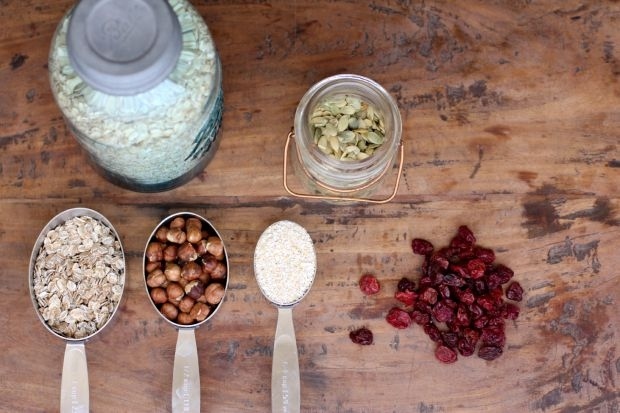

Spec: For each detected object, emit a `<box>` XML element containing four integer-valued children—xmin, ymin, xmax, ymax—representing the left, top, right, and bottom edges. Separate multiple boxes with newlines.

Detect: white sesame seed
<box><xmin>254</xmin><ymin>221</ymin><xmax>316</xmax><ymax>306</ymax></box>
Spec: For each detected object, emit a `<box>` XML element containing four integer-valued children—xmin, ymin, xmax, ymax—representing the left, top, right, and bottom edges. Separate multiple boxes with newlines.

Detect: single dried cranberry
<box><xmin>468</xmin><ymin>303</ymin><xmax>484</xmax><ymax>319</ymax></box>
<box><xmin>349</xmin><ymin>327</ymin><xmax>373</xmax><ymax>345</ymax></box>
<box><xmin>438</xmin><ymin>284</ymin><xmax>451</xmax><ymax>299</ymax></box>
<box><xmin>418</xmin><ymin>276</ymin><xmax>433</xmax><ymax>288</ymax></box>
<box><xmin>359</xmin><ymin>274</ymin><xmax>380</xmax><ymax>295</ymax></box>
<box><xmin>386</xmin><ymin>307</ymin><xmax>412</xmax><ymax>329</ymax></box>
<box><xmin>397</xmin><ymin>277</ymin><xmax>416</xmax><ymax>292</ymax></box>
<box><xmin>420</xmin><ymin>287</ymin><xmax>438</xmax><ymax>304</ymax></box>
<box><xmin>467</xmin><ymin>259</ymin><xmax>486</xmax><ymax>279</ymax></box>
<box><xmin>441</xmin><ymin>331</ymin><xmax>459</xmax><ymax>349</ymax></box>
<box><xmin>462</xmin><ymin>327</ymin><xmax>480</xmax><ymax>345</ymax></box>
<box><xmin>457</xmin><ymin>225</ymin><xmax>476</xmax><ymax>245</ymax></box>
<box><xmin>410</xmin><ymin>310</ymin><xmax>430</xmax><ymax>325</ymax></box>
<box><xmin>487</xmin><ymin>317</ymin><xmax>505</xmax><ymax>327</ymax></box>
<box><xmin>486</xmin><ymin>272</ymin><xmax>502</xmax><ymax>290</ymax></box>
<box><xmin>450</xmin><ymin>264</ymin><xmax>470</xmax><ymax>278</ymax></box>
<box><xmin>432</xmin><ymin>301</ymin><xmax>454</xmax><ymax>323</ymax></box>
<box><xmin>477</xmin><ymin>296</ymin><xmax>496</xmax><ymax>312</ymax></box>
<box><xmin>442</xmin><ymin>273</ymin><xmax>465</xmax><ymax>287</ymax></box>
<box><xmin>478</xmin><ymin>345</ymin><xmax>503</xmax><ymax>361</ymax></box>
<box><xmin>435</xmin><ymin>344</ymin><xmax>458</xmax><ymax>363</ymax></box>
<box><xmin>474</xmin><ymin>246</ymin><xmax>495</xmax><ymax>263</ymax></box>
<box><xmin>450</xmin><ymin>235</ymin><xmax>472</xmax><ymax>252</ymax></box>
<box><xmin>423</xmin><ymin>323</ymin><xmax>442</xmax><ymax>342</ymax></box>
<box><xmin>457</xmin><ymin>338</ymin><xmax>475</xmax><ymax>356</ymax></box>
<box><xmin>495</xmin><ymin>264</ymin><xmax>514</xmax><ymax>284</ymax></box>
<box><xmin>431</xmin><ymin>252</ymin><xmax>450</xmax><ymax>270</ymax></box>
<box><xmin>414</xmin><ymin>300</ymin><xmax>432</xmax><ymax>314</ymax></box>
<box><xmin>506</xmin><ymin>281</ymin><xmax>524</xmax><ymax>302</ymax></box>
<box><xmin>473</xmin><ymin>279</ymin><xmax>488</xmax><ymax>295</ymax></box>
<box><xmin>456</xmin><ymin>289</ymin><xmax>475</xmax><ymax>305</ymax></box>
<box><xmin>395</xmin><ymin>290</ymin><xmax>417</xmax><ymax>306</ymax></box>
<box><xmin>412</xmin><ymin>238</ymin><xmax>434</xmax><ymax>255</ymax></box>
<box><xmin>502</xmin><ymin>302</ymin><xmax>520</xmax><ymax>320</ymax></box>
<box><xmin>455</xmin><ymin>305</ymin><xmax>470</xmax><ymax>326</ymax></box>
<box><xmin>481</xmin><ymin>326</ymin><xmax>506</xmax><ymax>347</ymax></box>
<box><xmin>489</xmin><ymin>287</ymin><xmax>504</xmax><ymax>301</ymax></box>
<box><xmin>473</xmin><ymin>315</ymin><xmax>489</xmax><ymax>329</ymax></box>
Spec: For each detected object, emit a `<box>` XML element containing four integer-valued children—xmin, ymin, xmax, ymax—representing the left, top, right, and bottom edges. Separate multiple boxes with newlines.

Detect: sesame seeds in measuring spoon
<box><xmin>254</xmin><ymin>220</ymin><xmax>317</xmax><ymax>306</ymax></box>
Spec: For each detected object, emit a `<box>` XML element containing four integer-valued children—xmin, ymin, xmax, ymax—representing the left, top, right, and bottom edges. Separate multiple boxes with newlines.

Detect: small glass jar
<box><xmin>48</xmin><ymin>0</ymin><xmax>223</xmax><ymax>192</ymax></box>
<box><xmin>288</xmin><ymin>74</ymin><xmax>403</xmax><ymax>203</ymax></box>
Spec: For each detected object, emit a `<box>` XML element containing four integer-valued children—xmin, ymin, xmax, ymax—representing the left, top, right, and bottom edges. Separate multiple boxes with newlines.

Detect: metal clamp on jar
<box><xmin>284</xmin><ymin>74</ymin><xmax>404</xmax><ymax>204</ymax></box>
<box><xmin>49</xmin><ymin>0</ymin><xmax>223</xmax><ymax>192</ymax></box>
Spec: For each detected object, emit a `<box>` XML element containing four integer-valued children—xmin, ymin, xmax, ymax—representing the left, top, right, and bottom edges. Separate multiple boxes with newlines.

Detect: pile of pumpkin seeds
<box><xmin>310</xmin><ymin>95</ymin><xmax>385</xmax><ymax>161</ymax></box>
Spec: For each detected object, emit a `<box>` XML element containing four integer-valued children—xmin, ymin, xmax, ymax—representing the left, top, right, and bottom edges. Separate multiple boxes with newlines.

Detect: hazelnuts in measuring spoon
<box><xmin>144</xmin><ymin>214</ymin><xmax>228</xmax><ymax>326</ymax></box>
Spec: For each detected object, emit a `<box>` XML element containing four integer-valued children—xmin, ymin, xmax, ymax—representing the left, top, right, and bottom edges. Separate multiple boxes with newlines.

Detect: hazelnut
<box><xmin>210</xmin><ymin>262</ymin><xmax>227</xmax><ymax>280</ymax></box>
<box><xmin>196</xmin><ymin>239</ymin><xmax>209</xmax><ymax>255</ymax></box>
<box><xmin>163</xmin><ymin>245</ymin><xmax>178</xmax><ymax>262</ymax></box>
<box><xmin>181</xmin><ymin>261</ymin><xmax>202</xmax><ymax>281</ymax></box>
<box><xmin>201</xmin><ymin>254</ymin><xmax>218</xmax><ymax>274</ymax></box>
<box><xmin>178</xmin><ymin>278</ymin><xmax>188</xmax><ymax>288</ymax></box>
<box><xmin>198</xmin><ymin>270</ymin><xmax>210</xmax><ymax>285</ymax></box>
<box><xmin>150</xmin><ymin>287</ymin><xmax>167</xmax><ymax>304</ymax></box>
<box><xmin>177</xmin><ymin>242</ymin><xmax>198</xmax><ymax>262</ymax></box>
<box><xmin>186</xmin><ymin>217</ymin><xmax>202</xmax><ymax>231</ymax></box>
<box><xmin>146</xmin><ymin>242</ymin><xmax>164</xmax><ymax>262</ymax></box>
<box><xmin>146</xmin><ymin>269</ymin><xmax>166</xmax><ymax>288</ymax></box>
<box><xmin>170</xmin><ymin>217</ymin><xmax>186</xmax><ymax>229</ymax></box>
<box><xmin>186</xmin><ymin>227</ymin><xmax>202</xmax><ymax>244</ymax></box>
<box><xmin>206</xmin><ymin>236</ymin><xmax>224</xmax><ymax>257</ymax></box>
<box><xmin>164</xmin><ymin>262</ymin><xmax>181</xmax><ymax>282</ymax></box>
<box><xmin>184</xmin><ymin>280</ymin><xmax>205</xmax><ymax>300</ymax></box>
<box><xmin>177</xmin><ymin>312</ymin><xmax>195</xmax><ymax>325</ymax></box>
<box><xmin>166</xmin><ymin>282</ymin><xmax>184</xmax><ymax>304</ymax></box>
<box><xmin>155</xmin><ymin>226</ymin><xmax>169</xmax><ymax>242</ymax></box>
<box><xmin>160</xmin><ymin>302</ymin><xmax>178</xmax><ymax>321</ymax></box>
<box><xmin>190</xmin><ymin>302</ymin><xmax>210</xmax><ymax>322</ymax></box>
<box><xmin>166</xmin><ymin>228</ymin><xmax>187</xmax><ymax>244</ymax></box>
<box><xmin>179</xmin><ymin>295</ymin><xmax>195</xmax><ymax>313</ymax></box>
<box><xmin>204</xmin><ymin>283</ymin><xmax>225</xmax><ymax>305</ymax></box>
<box><xmin>145</xmin><ymin>261</ymin><xmax>161</xmax><ymax>273</ymax></box>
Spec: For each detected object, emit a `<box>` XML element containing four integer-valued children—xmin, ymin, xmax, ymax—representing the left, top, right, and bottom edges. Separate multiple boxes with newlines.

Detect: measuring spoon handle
<box><xmin>61</xmin><ymin>342</ymin><xmax>89</xmax><ymax>413</ymax></box>
<box><xmin>172</xmin><ymin>328</ymin><xmax>200</xmax><ymax>413</ymax></box>
<box><xmin>272</xmin><ymin>307</ymin><xmax>300</xmax><ymax>413</ymax></box>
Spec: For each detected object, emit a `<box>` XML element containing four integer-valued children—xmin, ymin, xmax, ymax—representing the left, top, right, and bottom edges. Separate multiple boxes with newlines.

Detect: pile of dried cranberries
<box><xmin>384</xmin><ymin>225</ymin><xmax>523</xmax><ymax>363</ymax></box>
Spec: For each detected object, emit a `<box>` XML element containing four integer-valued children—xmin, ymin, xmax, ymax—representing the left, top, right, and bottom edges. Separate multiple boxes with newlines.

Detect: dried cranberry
<box><xmin>438</xmin><ymin>284</ymin><xmax>451</xmax><ymax>299</ymax></box>
<box><xmin>467</xmin><ymin>259</ymin><xmax>486</xmax><ymax>279</ymax></box>
<box><xmin>418</xmin><ymin>276</ymin><xmax>433</xmax><ymax>288</ymax></box>
<box><xmin>435</xmin><ymin>344</ymin><xmax>458</xmax><ymax>363</ymax></box>
<box><xmin>419</xmin><ymin>287</ymin><xmax>438</xmax><ymax>304</ymax></box>
<box><xmin>457</xmin><ymin>225</ymin><xmax>476</xmax><ymax>245</ymax></box>
<box><xmin>486</xmin><ymin>272</ymin><xmax>502</xmax><ymax>290</ymax></box>
<box><xmin>423</xmin><ymin>323</ymin><xmax>442</xmax><ymax>342</ymax></box>
<box><xmin>481</xmin><ymin>326</ymin><xmax>506</xmax><ymax>347</ymax></box>
<box><xmin>478</xmin><ymin>345</ymin><xmax>503</xmax><ymax>361</ymax></box>
<box><xmin>468</xmin><ymin>303</ymin><xmax>484</xmax><ymax>319</ymax></box>
<box><xmin>473</xmin><ymin>278</ymin><xmax>488</xmax><ymax>295</ymax></box>
<box><xmin>505</xmin><ymin>281</ymin><xmax>524</xmax><ymax>302</ymax></box>
<box><xmin>495</xmin><ymin>264</ymin><xmax>514</xmax><ymax>284</ymax></box>
<box><xmin>455</xmin><ymin>305</ymin><xmax>470</xmax><ymax>326</ymax></box>
<box><xmin>457</xmin><ymin>338</ymin><xmax>475</xmax><ymax>356</ymax></box>
<box><xmin>432</xmin><ymin>301</ymin><xmax>454</xmax><ymax>323</ymax></box>
<box><xmin>410</xmin><ymin>310</ymin><xmax>430</xmax><ymax>325</ymax></box>
<box><xmin>456</xmin><ymin>289</ymin><xmax>475</xmax><ymax>305</ymax></box>
<box><xmin>359</xmin><ymin>274</ymin><xmax>380</xmax><ymax>295</ymax></box>
<box><xmin>397</xmin><ymin>277</ymin><xmax>416</xmax><ymax>292</ymax></box>
<box><xmin>477</xmin><ymin>296</ymin><xmax>496</xmax><ymax>312</ymax></box>
<box><xmin>386</xmin><ymin>307</ymin><xmax>412</xmax><ymax>329</ymax></box>
<box><xmin>441</xmin><ymin>331</ymin><xmax>459</xmax><ymax>348</ymax></box>
<box><xmin>442</xmin><ymin>273</ymin><xmax>465</xmax><ymax>287</ymax></box>
<box><xmin>395</xmin><ymin>290</ymin><xmax>417</xmax><ymax>306</ymax></box>
<box><xmin>450</xmin><ymin>264</ymin><xmax>470</xmax><ymax>278</ymax></box>
<box><xmin>412</xmin><ymin>238</ymin><xmax>434</xmax><ymax>255</ymax></box>
<box><xmin>502</xmin><ymin>302</ymin><xmax>520</xmax><ymax>320</ymax></box>
<box><xmin>473</xmin><ymin>315</ymin><xmax>489</xmax><ymax>329</ymax></box>
<box><xmin>349</xmin><ymin>327</ymin><xmax>373</xmax><ymax>345</ymax></box>
<box><xmin>474</xmin><ymin>246</ymin><xmax>495</xmax><ymax>263</ymax></box>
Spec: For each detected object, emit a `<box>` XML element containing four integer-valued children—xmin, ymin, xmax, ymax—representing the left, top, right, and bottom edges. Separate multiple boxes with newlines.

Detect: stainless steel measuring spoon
<box><xmin>254</xmin><ymin>220</ymin><xmax>317</xmax><ymax>413</ymax></box>
<box><xmin>143</xmin><ymin>212</ymin><xmax>229</xmax><ymax>413</ymax></box>
<box><xmin>29</xmin><ymin>208</ymin><xmax>126</xmax><ymax>413</ymax></box>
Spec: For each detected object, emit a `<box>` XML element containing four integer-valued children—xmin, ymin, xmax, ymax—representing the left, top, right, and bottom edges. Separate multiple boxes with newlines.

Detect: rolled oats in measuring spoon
<box><xmin>254</xmin><ymin>220</ymin><xmax>317</xmax><ymax>413</ymax></box>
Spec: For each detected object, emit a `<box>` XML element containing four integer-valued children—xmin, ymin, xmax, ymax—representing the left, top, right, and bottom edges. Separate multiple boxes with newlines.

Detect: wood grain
<box><xmin>0</xmin><ymin>1</ymin><xmax>618</xmax><ymax>412</ymax></box>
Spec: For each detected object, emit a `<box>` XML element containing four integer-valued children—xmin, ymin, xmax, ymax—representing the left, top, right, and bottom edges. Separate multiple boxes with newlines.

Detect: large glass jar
<box><xmin>49</xmin><ymin>0</ymin><xmax>223</xmax><ymax>192</ymax></box>
<box><xmin>287</xmin><ymin>74</ymin><xmax>403</xmax><ymax>203</ymax></box>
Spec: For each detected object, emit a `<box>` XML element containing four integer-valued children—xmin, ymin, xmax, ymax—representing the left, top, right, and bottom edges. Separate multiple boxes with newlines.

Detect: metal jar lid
<box><xmin>66</xmin><ymin>0</ymin><xmax>182</xmax><ymax>96</ymax></box>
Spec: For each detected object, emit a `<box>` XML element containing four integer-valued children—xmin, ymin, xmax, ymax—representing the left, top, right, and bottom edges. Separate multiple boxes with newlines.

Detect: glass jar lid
<box><xmin>66</xmin><ymin>0</ymin><xmax>182</xmax><ymax>96</ymax></box>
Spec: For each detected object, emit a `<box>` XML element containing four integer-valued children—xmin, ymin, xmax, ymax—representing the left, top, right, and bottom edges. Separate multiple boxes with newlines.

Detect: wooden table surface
<box><xmin>1</xmin><ymin>1</ymin><xmax>619</xmax><ymax>412</ymax></box>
